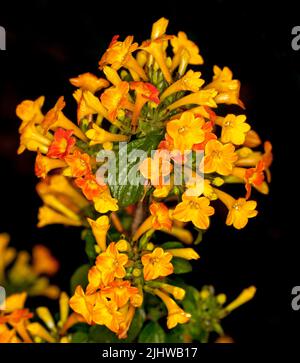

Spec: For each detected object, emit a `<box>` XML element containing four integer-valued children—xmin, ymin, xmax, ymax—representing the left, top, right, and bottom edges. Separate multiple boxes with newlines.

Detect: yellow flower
<box><xmin>16</xmin><ymin>96</ymin><xmax>45</xmax><ymax>132</ymax></box>
<box><xmin>159</xmin><ymin>283</ymin><xmax>186</xmax><ymax>300</ymax></box>
<box><xmin>166</xmin><ymin>248</ymin><xmax>200</xmax><ymax>260</ymax></box>
<box><xmin>86</xmin><ymin>266</ymin><xmax>103</xmax><ymax>294</ymax></box>
<box><xmin>204</xmin><ymin>140</ymin><xmax>238</xmax><ymax>175</ymax></box>
<box><xmin>160</xmin><ymin>70</ymin><xmax>204</xmax><ymax>101</ymax></box>
<box><xmin>205</xmin><ymin>65</ymin><xmax>244</xmax><ymax>107</ymax></box>
<box><xmin>69</xmin><ymin>286</ymin><xmax>96</xmax><ymax>324</ymax></box>
<box><xmin>101</xmin><ymin>280</ymin><xmax>141</xmax><ymax>308</ymax></box>
<box><xmin>37</xmin><ymin>206</ymin><xmax>82</xmax><ymax>228</ymax></box>
<box><xmin>151</xmin><ymin>17</ymin><xmax>169</xmax><ymax>40</ymax></box>
<box><xmin>243</xmin><ymin>129</ymin><xmax>262</xmax><ymax>148</ymax></box>
<box><xmin>17</xmin><ymin>120</ymin><xmax>52</xmax><ymax>155</ymax></box>
<box><xmin>141</xmin><ymin>247</ymin><xmax>173</xmax><ymax>281</ymax></box>
<box><xmin>171</xmin><ymin>31</ymin><xmax>204</xmax><ymax>74</ymax></box>
<box><xmin>35</xmin><ymin>151</ymin><xmax>67</xmax><ymax>178</ymax></box>
<box><xmin>99</xmin><ymin>35</ymin><xmax>147</xmax><ymax>81</ymax></box>
<box><xmin>93</xmin><ymin>188</ymin><xmax>119</xmax><ymax>214</ymax></box>
<box><xmin>224</xmin><ymin>286</ymin><xmax>256</xmax><ymax>312</ymax></box>
<box><xmin>96</xmin><ymin>242</ymin><xmax>128</xmax><ymax>285</ymax></box>
<box><xmin>172</xmin><ymin>195</ymin><xmax>214</xmax><ymax>230</ymax></box>
<box><xmin>92</xmin><ymin>294</ymin><xmax>122</xmax><ymax>333</ymax></box>
<box><xmin>69</xmin><ymin>72</ymin><xmax>109</xmax><ymax>93</ymax></box>
<box><xmin>219</xmin><ymin>114</ymin><xmax>250</xmax><ymax>145</ymax></box>
<box><xmin>214</xmin><ymin>188</ymin><xmax>258</xmax><ymax>229</ymax></box>
<box><xmin>153</xmin><ymin>289</ymin><xmax>191</xmax><ymax>329</ymax></box>
<box><xmin>87</xmin><ymin>215</ymin><xmax>110</xmax><ymax>251</ymax></box>
<box><xmin>103</xmin><ymin>66</ymin><xmax>122</xmax><ymax>86</ymax></box>
<box><xmin>167</xmin><ymin>89</ymin><xmax>217</xmax><ymax>111</ymax></box>
<box><xmin>0</xmin><ymin>233</ymin><xmax>16</xmax><ymax>282</ymax></box>
<box><xmin>86</xmin><ymin>123</ymin><xmax>128</xmax><ymax>145</ymax></box>
<box><xmin>166</xmin><ymin>111</ymin><xmax>206</xmax><ymax>152</ymax></box>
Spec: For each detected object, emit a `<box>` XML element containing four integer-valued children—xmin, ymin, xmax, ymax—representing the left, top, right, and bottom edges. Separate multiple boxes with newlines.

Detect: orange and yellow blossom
<box><xmin>85</xmin><ymin>123</ymin><xmax>129</xmax><ymax>145</ymax></box>
<box><xmin>64</xmin><ymin>150</ymin><xmax>91</xmax><ymax>178</ymax></box>
<box><xmin>166</xmin><ymin>111</ymin><xmax>206</xmax><ymax>153</ymax></box>
<box><xmin>172</xmin><ymin>195</ymin><xmax>215</xmax><ymax>230</ymax></box>
<box><xmin>204</xmin><ymin>139</ymin><xmax>238</xmax><ymax>175</ymax></box>
<box><xmin>69</xmin><ymin>72</ymin><xmax>109</xmax><ymax>93</ymax></box>
<box><xmin>213</xmin><ymin>188</ymin><xmax>258</xmax><ymax>229</ymax></box>
<box><xmin>93</xmin><ymin>188</ymin><xmax>119</xmax><ymax>214</ymax></box>
<box><xmin>92</xmin><ymin>294</ymin><xmax>123</xmax><ymax>333</ymax></box>
<box><xmin>100</xmin><ymin>81</ymin><xmax>134</xmax><ymax>121</ymax></box>
<box><xmin>87</xmin><ymin>215</ymin><xmax>110</xmax><ymax>252</ymax></box>
<box><xmin>160</xmin><ymin>70</ymin><xmax>204</xmax><ymax>101</ymax></box>
<box><xmin>101</xmin><ymin>281</ymin><xmax>142</xmax><ymax>308</ymax></box>
<box><xmin>132</xmin><ymin>201</ymin><xmax>172</xmax><ymax>241</ymax></box>
<box><xmin>35</xmin><ymin>151</ymin><xmax>67</xmax><ymax>178</ymax></box>
<box><xmin>69</xmin><ymin>286</ymin><xmax>96</xmax><ymax>325</ymax></box>
<box><xmin>46</xmin><ymin>128</ymin><xmax>76</xmax><ymax>159</ymax></box>
<box><xmin>224</xmin><ymin>286</ymin><xmax>256</xmax><ymax>313</ymax></box>
<box><xmin>99</xmin><ymin>35</ymin><xmax>147</xmax><ymax>81</ymax></box>
<box><xmin>32</xmin><ymin>245</ymin><xmax>59</xmax><ymax>276</ymax></box>
<box><xmin>18</xmin><ymin>120</ymin><xmax>52</xmax><ymax>155</ymax></box>
<box><xmin>41</xmin><ymin>96</ymin><xmax>88</xmax><ymax>141</ymax></box>
<box><xmin>153</xmin><ymin>289</ymin><xmax>191</xmax><ymax>329</ymax></box>
<box><xmin>130</xmin><ymin>82</ymin><xmax>160</xmax><ymax>130</ymax></box>
<box><xmin>166</xmin><ymin>248</ymin><xmax>200</xmax><ymax>260</ymax></box>
<box><xmin>141</xmin><ymin>247</ymin><xmax>173</xmax><ymax>281</ymax></box>
<box><xmin>205</xmin><ymin>65</ymin><xmax>244</xmax><ymax>108</ymax></box>
<box><xmin>75</xmin><ymin>173</ymin><xmax>107</xmax><ymax>201</ymax></box>
<box><xmin>37</xmin><ymin>205</ymin><xmax>82</xmax><ymax>227</ymax></box>
<box><xmin>167</xmin><ymin>89</ymin><xmax>217</xmax><ymax>112</ymax></box>
<box><xmin>170</xmin><ymin>31</ymin><xmax>204</xmax><ymax>75</ymax></box>
<box><xmin>95</xmin><ymin>242</ymin><xmax>128</xmax><ymax>285</ymax></box>
<box><xmin>16</xmin><ymin>96</ymin><xmax>45</xmax><ymax>133</ymax></box>
<box><xmin>218</xmin><ymin>114</ymin><xmax>250</xmax><ymax>145</ymax></box>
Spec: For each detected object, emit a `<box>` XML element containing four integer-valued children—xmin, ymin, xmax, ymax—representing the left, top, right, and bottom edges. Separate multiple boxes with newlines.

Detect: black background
<box><xmin>0</xmin><ymin>0</ymin><xmax>299</xmax><ymax>344</ymax></box>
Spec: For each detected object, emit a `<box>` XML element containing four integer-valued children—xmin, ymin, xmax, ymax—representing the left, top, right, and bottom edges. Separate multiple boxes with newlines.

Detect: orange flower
<box><xmin>87</xmin><ymin>215</ymin><xmax>110</xmax><ymax>251</ymax></box>
<box><xmin>16</xmin><ymin>96</ymin><xmax>45</xmax><ymax>133</ymax></box>
<box><xmin>166</xmin><ymin>111</ymin><xmax>206</xmax><ymax>153</ymax></box>
<box><xmin>130</xmin><ymin>82</ymin><xmax>160</xmax><ymax>130</ymax></box>
<box><xmin>99</xmin><ymin>35</ymin><xmax>147</xmax><ymax>81</ymax></box>
<box><xmin>47</xmin><ymin>128</ymin><xmax>76</xmax><ymax>159</ymax></box>
<box><xmin>192</xmin><ymin>121</ymin><xmax>217</xmax><ymax>151</ymax></box>
<box><xmin>93</xmin><ymin>189</ymin><xmax>119</xmax><ymax>214</ymax></box>
<box><xmin>69</xmin><ymin>72</ymin><xmax>109</xmax><ymax>93</ymax></box>
<box><xmin>69</xmin><ymin>286</ymin><xmax>96</xmax><ymax>324</ymax></box>
<box><xmin>65</xmin><ymin>150</ymin><xmax>91</xmax><ymax>178</ymax></box>
<box><xmin>150</xmin><ymin>202</ymin><xmax>172</xmax><ymax>230</ymax></box>
<box><xmin>101</xmin><ymin>281</ymin><xmax>140</xmax><ymax>308</ymax></box>
<box><xmin>214</xmin><ymin>188</ymin><xmax>258</xmax><ymax>229</ymax></box>
<box><xmin>101</xmin><ymin>81</ymin><xmax>134</xmax><ymax>120</ymax></box>
<box><xmin>35</xmin><ymin>151</ymin><xmax>67</xmax><ymax>178</ymax></box>
<box><xmin>32</xmin><ymin>245</ymin><xmax>59</xmax><ymax>276</ymax></box>
<box><xmin>96</xmin><ymin>242</ymin><xmax>128</xmax><ymax>285</ymax></box>
<box><xmin>75</xmin><ymin>174</ymin><xmax>107</xmax><ymax>200</ymax></box>
<box><xmin>172</xmin><ymin>195</ymin><xmax>215</xmax><ymax>230</ymax></box>
<box><xmin>153</xmin><ymin>289</ymin><xmax>191</xmax><ymax>329</ymax></box>
<box><xmin>205</xmin><ymin>65</ymin><xmax>244</xmax><ymax>108</ymax></box>
<box><xmin>141</xmin><ymin>247</ymin><xmax>173</xmax><ymax>281</ymax></box>
<box><xmin>171</xmin><ymin>31</ymin><xmax>204</xmax><ymax>74</ymax></box>
<box><xmin>41</xmin><ymin>96</ymin><xmax>88</xmax><ymax>141</ymax></box>
<box><xmin>204</xmin><ymin>140</ymin><xmax>238</xmax><ymax>175</ymax></box>
<box><xmin>92</xmin><ymin>294</ymin><xmax>122</xmax><ymax>333</ymax></box>
<box><xmin>244</xmin><ymin>160</ymin><xmax>266</xmax><ymax>199</ymax></box>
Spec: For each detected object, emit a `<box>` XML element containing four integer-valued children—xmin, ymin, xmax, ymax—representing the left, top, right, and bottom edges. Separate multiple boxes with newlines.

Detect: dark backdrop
<box><xmin>0</xmin><ymin>0</ymin><xmax>299</xmax><ymax>343</ymax></box>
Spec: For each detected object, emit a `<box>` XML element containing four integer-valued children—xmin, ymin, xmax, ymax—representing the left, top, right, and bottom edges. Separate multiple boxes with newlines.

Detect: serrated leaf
<box><xmin>108</xmin><ymin>131</ymin><xmax>163</xmax><ymax>207</ymax></box>
<box><xmin>138</xmin><ymin>321</ymin><xmax>166</xmax><ymax>343</ymax></box>
<box><xmin>161</xmin><ymin>241</ymin><xmax>184</xmax><ymax>249</ymax></box>
<box><xmin>172</xmin><ymin>258</ymin><xmax>192</xmax><ymax>274</ymax></box>
<box><xmin>70</xmin><ymin>264</ymin><xmax>90</xmax><ymax>294</ymax></box>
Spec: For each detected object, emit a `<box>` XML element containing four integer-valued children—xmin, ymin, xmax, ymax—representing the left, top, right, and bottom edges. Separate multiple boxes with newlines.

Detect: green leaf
<box><xmin>88</xmin><ymin>325</ymin><xmax>120</xmax><ymax>343</ymax></box>
<box><xmin>108</xmin><ymin>131</ymin><xmax>163</xmax><ymax>207</ymax></box>
<box><xmin>71</xmin><ymin>331</ymin><xmax>89</xmax><ymax>343</ymax></box>
<box><xmin>70</xmin><ymin>264</ymin><xmax>90</xmax><ymax>294</ymax></box>
<box><xmin>161</xmin><ymin>241</ymin><xmax>184</xmax><ymax>249</ymax></box>
<box><xmin>194</xmin><ymin>230</ymin><xmax>203</xmax><ymax>245</ymax></box>
<box><xmin>83</xmin><ymin>230</ymin><xmax>97</xmax><ymax>261</ymax></box>
<box><xmin>165</xmin><ymin>324</ymin><xmax>185</xmax><ymax>343</ymax></box>
<box><xmin>172</xmin><ymin>258</ymin><xmax>192</xmax><ymax>274</ymax></box>
<box><xmin>138</xmin><ymin>321</ymin><xmax>166</xmax><ymax>343</ymax></box>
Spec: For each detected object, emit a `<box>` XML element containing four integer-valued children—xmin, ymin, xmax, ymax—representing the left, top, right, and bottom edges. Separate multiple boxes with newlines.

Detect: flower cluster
<box><xmin>13</xmin><ymin>17</ymin><xmax>272</xmax><ymax>340</ymax></box>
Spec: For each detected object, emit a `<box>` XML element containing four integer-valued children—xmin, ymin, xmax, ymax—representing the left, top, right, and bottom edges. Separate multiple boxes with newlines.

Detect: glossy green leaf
<box><xmin>70</xmin><ymin>264</ymin><xmax>90</xmax><ymax>294</ymax></box>
<box><xmin>138</xmin><ymin>321</ymin><xmax>166</xmax><ymax>343</ymax></box>
<box><xmin>172</xmin><ymin>258</ymin><xmax>192</xmax><ymax>274</ymax></box>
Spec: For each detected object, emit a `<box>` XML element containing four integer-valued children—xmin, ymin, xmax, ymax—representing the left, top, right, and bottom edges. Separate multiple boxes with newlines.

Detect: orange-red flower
<box><xmin>69</xmin><ymin>72</ymin><xmax>109</xmax><ymax>93</ymax></box>
<box><xmin>47</xmin><ymin>128</ymin><xmax>76</xmax><ymax>159</ymax></box>
<box><xmin>149</xmin><ymin>202</ymin><xmax>172</xmax><ymax>230</ymax></box>
<box><xmin>244</xmin><ymin>160</ymin><xmax>266</xmax><ymax>199</ymax></box>
<box><xmin>65</xmin><ymin>150</ymin><xmax>91</xmax><ymax>178</ymax></box>
<box><xmin>75</xmin><ymin>174</ymin><xmax>107</xmax><ymax>200</ymax></box>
